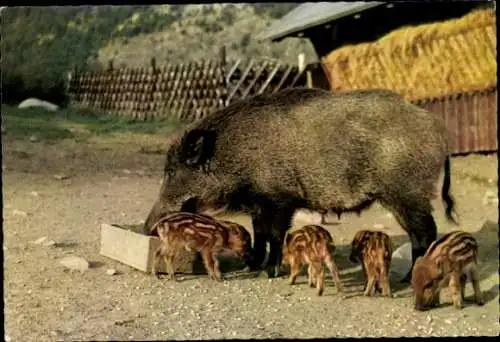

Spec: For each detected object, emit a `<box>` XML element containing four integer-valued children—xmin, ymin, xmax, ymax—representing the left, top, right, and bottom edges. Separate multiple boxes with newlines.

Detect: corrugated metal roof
<box><xmin>256</xmin><ymin>2</ymin><xmax>385</xmax><ymax>41</ymax></box>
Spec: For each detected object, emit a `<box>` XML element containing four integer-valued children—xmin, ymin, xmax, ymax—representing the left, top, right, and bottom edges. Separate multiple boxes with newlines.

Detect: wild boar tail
<box><xmin>442</xmin><ymin>155</ymin><xmax>458</xmax><ymax>225</ymax></box>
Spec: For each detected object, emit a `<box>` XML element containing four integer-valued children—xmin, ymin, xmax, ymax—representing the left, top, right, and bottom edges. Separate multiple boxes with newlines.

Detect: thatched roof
<box><xmin>322</xmin><ymin>8</ymin><xmax>497</xmax><ymax>101</ymax></box>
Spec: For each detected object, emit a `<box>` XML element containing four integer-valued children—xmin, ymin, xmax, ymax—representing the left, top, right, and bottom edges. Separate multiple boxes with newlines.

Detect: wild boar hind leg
<box><xmin>382</xmin><ymin>200</ymin><xmax>437</xmax><ymax>283</ymax></box>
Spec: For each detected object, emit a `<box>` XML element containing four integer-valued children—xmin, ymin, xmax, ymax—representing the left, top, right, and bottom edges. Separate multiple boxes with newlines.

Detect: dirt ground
<box><xmin>2</xmin><ymin>131</ymin><xmax>499</xmax><ymax>340</ymax></box>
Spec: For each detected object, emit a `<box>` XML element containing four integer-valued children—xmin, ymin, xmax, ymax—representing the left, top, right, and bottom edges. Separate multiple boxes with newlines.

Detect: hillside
<box><xmin>1</xmin><ymin>4</ymin><xmax>317</xmax><ymax>105</ymax></box>
<box><xmin>97</xmin><ymin>4</ymin><xmax>317</xmax><ymax>67</ymax></box>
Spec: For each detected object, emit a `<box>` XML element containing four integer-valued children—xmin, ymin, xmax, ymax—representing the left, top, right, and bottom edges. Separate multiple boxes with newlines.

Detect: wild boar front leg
<box><xmin>200</xmin><ymin>248</ymin><xmax>218</xmax><ymax>281</ymax></box>
<box><xmin>308</xmin><ymin>263</ymin><xmax>316</xmax><ymax>287</ymax></box>
<box><xmin>250</xmin><ymin>209</ymin><xmax>274</xmax><ymax>272</ymax></box>
<box><xmin>468</xmin><ymin>264</ymin><xmax>484</xmax><ymax>306</ymax></box>
<box><xmin>266</xmin><ymin>206</ymin><xmax>296</xmax><ymax>278</ymax></box>
<box><xmin>288</xmin><ymin>257</ymin><xmax>301</xmax><ymax>286</ymax></box>
<box><xmin>449</xmin><ymin>271</ymin><xmax>463</xmax><ymax>309</ymax></box>
<box><xmin>459</xmin><ymin>273</ymin><xmax>467</xmax><ymax>301</ymax></box>
<box><xmin>152</xmin><ymin>247</ymin><xmax>162</xmax><ymax>279</ymax></box>
<box><xmin>211</xmin><ymin>250</ymin><xmax>223</xmax><ymax>281</ymax></box>
<box><xmin>165</xmin><ymin>252</ymin><xmax>176</xmax><ymax>281</ymax></box>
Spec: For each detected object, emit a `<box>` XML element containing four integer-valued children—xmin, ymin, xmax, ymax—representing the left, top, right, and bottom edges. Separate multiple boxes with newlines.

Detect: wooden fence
<box><xmin>414</xmin><ymin>88</ymin><xmax>498</xmax><ymax>154</ymax></box>
<box><xmin>67</xmin><ymin>56</ymin><xmax>306</xmax><ymax>122</ymax></box>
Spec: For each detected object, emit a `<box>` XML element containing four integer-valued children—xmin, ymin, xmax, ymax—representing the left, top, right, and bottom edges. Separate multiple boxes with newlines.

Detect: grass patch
<box><xmin>1</xmin><ymin>104</ymin><xmax>187</xmax><ymax>142</ymax></box>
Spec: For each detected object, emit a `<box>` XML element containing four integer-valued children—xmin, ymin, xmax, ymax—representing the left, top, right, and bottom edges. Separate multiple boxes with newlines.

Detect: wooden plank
<box><xmin>273</xmin><ymin>65</ymin><xmax>294</xmax><ymax>93</ymax></box>
<box><xmin>289</xmin><ymin>68</ymin><xmax>306</xmax><ymax>88</ymax></box>
<box><xmin>241</xmin><ymin>61</ymin><xmax>268</xmax><ymax>98</ymax></box>
<box><xmin>227</xmin><ymin>59</ymin><xmax>255</xmax><ymax>104</ymax></box>
<box><xmin>257</xmin><ymin>62</ymin><xmax>281</xmax><ymax>95</ymax></box>
<box><xmin>226</xmin><ymin>59</ymin><xmax>242</xmax><ymax>83</ymax></box>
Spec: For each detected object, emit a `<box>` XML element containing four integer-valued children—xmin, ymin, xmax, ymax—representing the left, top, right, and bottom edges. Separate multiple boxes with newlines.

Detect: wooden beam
<box><xmin>257</xmin><ymin>62</ymin><xmax>281</xmax><ymax>95</ymax></box>
<box><xmin>241</xmin><ymin>61</ymin><xmax>268</xmax><ymax>98</ymax></box>
<box><xmin>272</xmin><ymin>65</ymin><xmax>294</xmax><ymax>93</ymax></box>
<box><xmin>226</xmin><ymin>59</ymin><xmax>255</xmax><ymax>104</ymax></box>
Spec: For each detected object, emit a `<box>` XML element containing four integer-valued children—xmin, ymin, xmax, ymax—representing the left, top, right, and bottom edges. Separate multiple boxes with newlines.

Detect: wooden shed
<box><xmin>323</xmin><ymin>7</ymin><xmax>497</xmax><ymax>155</ymax></box>
<box><xmin>257</xmin><ymin>2</ymin><xmax>497</xmax><ymax>155</ymax></box>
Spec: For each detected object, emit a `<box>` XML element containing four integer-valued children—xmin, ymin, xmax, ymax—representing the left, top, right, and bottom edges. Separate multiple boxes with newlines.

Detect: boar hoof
<box><xmin>476</xmin><ymin>298</ymin><xmax>485</xmax><ymax>306</ymax></box>
<box><xmin>265</xmin><ymin>265</ymin><xmax>280</xmax><ymax>279</ymax></box>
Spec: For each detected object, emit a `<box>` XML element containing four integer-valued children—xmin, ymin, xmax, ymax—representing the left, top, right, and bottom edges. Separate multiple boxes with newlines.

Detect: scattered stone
<box><xmin>42</xmin><ymin>240</ymin><xmax>56</xmax><ymax>247</ymax></box>
<box><xmin>33</xmin><ymin>237</ymin><xmax>48</xmax><ymax>245</ymax></box>
<box><xmin>5</xmin><ymin>335</ymin><xmax>11</xmax><ymax>342</ymax></box>
<box><xmin>18</xmin><ymin>98</ymin><xmax>59</xmax><ymax>111</ymax></box>
<box><xmin>12</xmin><ymin>209</ymin><xmax>28</xmax><ymax>217</ymax></box>
<box><xmin>53</xmin><ymin>174</ymin><xmax>70</xmax><ymax>180</ymax></box>
<box><xmin>106</xmin><ymin>268</ymin><xmax>117</xmax><ymax>276</ymax></box>
<box><xmin>114</xmin><ymin>319</ymin><xmax>134</xmax><ymax>326</ymax></box>
<box><xmin>482</xmin><ymin>190</ymin><xmax>498</xmax><ymax>205</ymax></box>
<box><xmin>32</xmin><ymin>236</ymin><xmax>56</xmax><ymax>246</ymax></box>
<box><xmin>59</xmin><ymin>256</ymin><xmax>89</xmax><ymax>273</ymax></box>
<box><xmin>122</xmin><ymin>169</ymin><xmax>132</xmax><ymax>174</ymax></box>
<box><xmin>373</xmin><ymin>223</ymin><xmax>385</xmax><ymax>230</ymax></box>
<box><xmin>29</xmin><ymin>135</ymin><xmax>39</xmax><ymax>142</ymax></box>
<box><xmin>31</xmin><ymin>191</ymin><xmax>40</xmax><ymax>197</ymax></box>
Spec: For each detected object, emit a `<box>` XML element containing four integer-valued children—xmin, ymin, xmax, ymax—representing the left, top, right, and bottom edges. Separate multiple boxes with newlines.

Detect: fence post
<box><xmin>66</xmin><ymin>70</ymin><xmax>73</xmax><ymax>105</ymax></box>
<box><xmin>219</xmin><ymin>45</ymin><xmax>226</xmax><ymax>66</ymax></box>
<box><xmin>151</xmin><ymin>57</ymin><xmax>157</xmax><ymax>73</ymax></box>
<box><xmin>108</xmin><ymin>59</ymin><xmax>114</xmax><ymax>72</ymax></box>
<box><xmin>298</xmin><ymin>53</ymin><xmax>312</xmax><ymax>88</ymax></box>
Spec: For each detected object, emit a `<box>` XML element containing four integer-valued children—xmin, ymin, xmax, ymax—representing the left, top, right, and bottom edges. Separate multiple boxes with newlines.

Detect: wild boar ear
<box><xmin>180</xmin><ymin>129</ymin><xmax>217</xmax><ymax>167</ymax></box>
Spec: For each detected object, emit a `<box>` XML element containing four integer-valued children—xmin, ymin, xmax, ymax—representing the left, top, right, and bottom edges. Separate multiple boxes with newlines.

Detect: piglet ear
<box><xmin>180</xmin><ymin>129</ymin><xmax>217</xmax><ymax>167</ymax></box>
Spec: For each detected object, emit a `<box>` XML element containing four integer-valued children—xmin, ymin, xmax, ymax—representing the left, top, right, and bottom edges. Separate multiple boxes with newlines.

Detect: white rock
<box><xmin>12</xmin><ymin>209</ymin><xmax>28</xmax><ymax>217</ymax></box>
<box><xmin>42</xmin><ymin>240</ymin><xmax>56</xmax><ymax>247</ymax></box>
<box><xmin>390</xmin><ymin>242</ymin><xmax>412</xmax><ymax>281</ymax></box>
<box><xmin>59</xmin><ymin>256</ymin><xmax>89</xmax><ymax>273</ymax></box>
<box><xmin>373</xmin><ymin>223</ymin><xmax>386</xmax><ymax>230</ymax></box>
<box><xmin>33</xmin><ymin>236</ymin><xmax>48</xmax><ymax>244</ymax></box>
<box><xmin>482</xmin><ymin>190</ymin><xmax>498</xmax><ymax>205</ymax></box>
<box><xmin>53</xmin><ymin>174</ymin><xmax>70</xmax><ymax>180</ymax></box>
<box><xmin>5</xmin><ymin>335</ymin><xmax>11</xmax><ymax>342</ymax></box>
<box><xmin>18</xmin><ymin>98</ymin><xmax>59</xmax><ymax>112</ymax></box>
<box><xmin>106</xmin><ymin>268</ymin><xmax>117</xmax><ymax>276</ymax></box>
<box><xmin>31</xmin><ymin>191</ymin><xmax>40</xmax><ymax>197</ymax></box>
<box><xmin>29</xmin><ymin>135</ymin><xmax>39</xmax><ymax>142</ymax></box>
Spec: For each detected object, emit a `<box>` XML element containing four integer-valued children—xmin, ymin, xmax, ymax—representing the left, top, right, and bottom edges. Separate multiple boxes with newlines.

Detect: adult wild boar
<box><xmin>143</xmin><ymin>88</ymin><xmax>456</xmax><ymax>280</ymax></box>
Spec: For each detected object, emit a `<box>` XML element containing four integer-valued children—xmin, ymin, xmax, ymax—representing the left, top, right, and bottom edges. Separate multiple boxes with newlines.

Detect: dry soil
<box><xmin>2</xmin><ymin>132</ymin><xmax>499</xmax><ymax>340</ymax></box>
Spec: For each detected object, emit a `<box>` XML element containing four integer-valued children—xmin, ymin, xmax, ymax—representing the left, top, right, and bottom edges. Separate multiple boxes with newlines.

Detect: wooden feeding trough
<box><xmin>99</xmin><ymin>223</ymin><xmax>205</xmax><ymax>274</ymax></box>
<box><xmin>99</xmin><ymin>214</ymin><xmax>254</xmax><ymax>275</ymax></box>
